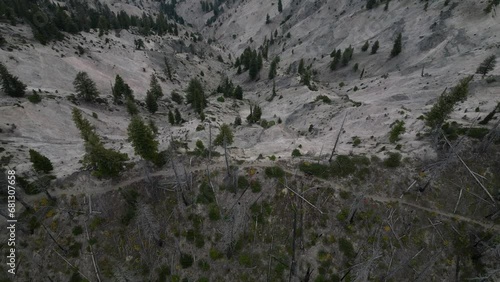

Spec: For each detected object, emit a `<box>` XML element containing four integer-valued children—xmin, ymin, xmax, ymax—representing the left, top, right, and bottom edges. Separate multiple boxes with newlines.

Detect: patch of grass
<box><xmin>383</xmin><ymin>152</ymin><xmax>402</xmax><ymax>168</ymax></box>
<box><xmin>238</xmin><ymin>176</ymin><xmax>249</xmax><ymax>189</ymax></box>
<box><xmin>299</xmin><ymin>162</ymin><xmax>330</xmax><ymax>178</ymax></box>
<box><xmin>265</xmin><ymin>166</ymin><xmax>285</xmax><ymax>178</ymax></box>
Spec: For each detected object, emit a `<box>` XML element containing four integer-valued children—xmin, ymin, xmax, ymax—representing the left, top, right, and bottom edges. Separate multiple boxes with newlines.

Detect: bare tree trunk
<box><xmin>224</xmin><ymin>136</ymin><xmax>230</xmax><ymax>177</ymax></box>
<box><xmin>288</xmin><ymin>208</ymin><xmax>297</xmax><ymax>282</ymax></box>
<box><xmin>208</xmin><ymin>124</ymin><xmax>212</xmax><ymax>162</ymax></box>
<box><xmin>329</xmin><ymin>111</ymin><xmax>348</xmax><ymax>163</ymax></box>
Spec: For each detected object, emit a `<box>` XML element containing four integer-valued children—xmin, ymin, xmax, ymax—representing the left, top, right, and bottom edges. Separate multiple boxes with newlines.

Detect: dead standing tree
<box><xmin>329</xmin><ymin>111</ymin><xmax>348</xmax><ymax>163</ymax></box>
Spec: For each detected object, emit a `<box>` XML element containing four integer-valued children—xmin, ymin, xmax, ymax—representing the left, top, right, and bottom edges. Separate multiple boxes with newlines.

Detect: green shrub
<box><xmin>426</xmin><ymin>76</ymin><xmax>473</xmax><ymax>128</ymax></box>
<box><xmin>331</xmin><ymin>155</ymin><xmax>356</xmax><ymax>177</ymax></box>
<box><xmin>291</xmin><ymin>149</ymin><xmax>302</xmax><ymax>157</ymax></box>
<box><xmin>198</xmin><ymin>259</ymin><xmax>210</xmax><ymax>271</ymax></box>
<box><xmin>28</xmin><ymin>91</ymin><xmax>42</xmax><ymax>103</ymax></box>
<box><xmin>197</xmin><ymin>181</ymin><xmax>215</xmax><ymax>204</ymax></box>
<box><xmin>352</xmin><ymin>136</ymin><xmax>361</xmax><ymax>147</ymax></box>
<box><xmin>383</xmin><ymin>152</ymin><xmax>402</xmax><ymax>168</ymax></box>
<box><xmin>336</xmin><ymin>209</ymin><xmax>348</xmax><ymax>222</ymax></box>
<box><xmin>92</xmin><ymin>112</ymin><xmax>98</xmax><ymax>119</ymax></box>
<box><xmin>389</xmin><ymin>120</ymin><xmax>406</xmax><ymax>143</ymax></box>
<box><xmin>338</xmin><ymin>238</ymin><xmax>355</xmax><ymax>259</ymax></box>
<box><xmin>238</xmin><ymin>252</ymin><xmax>257</xmax><ymax>267</ymax></box>
<box><xmin>180</xmin><ymin>253</ymin><xmax>194</xmax><ymax>268</ymax></box>
<box><xmin>72</xmin><ymin>226</ymin><xmax>83</xmax><ymax>236</ymax></box>
<box><xmin>265</xmin><ymin>166</ymin><xmax>285</xmax><ymax>178</ymax></box>
<box><xmin>315</xmin><ymin>95</ymin><xmax>331</xmax><ymax>104</ymax></box>
<box><xmin>208</xmin><ymin>203</ymin><xmax>221</xmax><ymax>221</ymax></box>
<box><xmin>250</xmin><ymin>180</ymin><xmax>262</xmax><ymax>193</ymax></box>
<box><xmin>299</xmin><ymin>162</ymin><xmax>330</xmax><ymax>178</ymax></box>
<box><xmin>68</xmin><ymin>242</ymin><xmax>82</xmax><ymax>258</ymax></box>
<box><xmin>209</xmin><ymin>248</ymin><xmax>223</xmax><ymax>260</ymax></box>
<box><xmin>217</xmin><ymin>96</ymin><xmax>225</xmax><ymax>102</ymax></box>
<box><xmin>238</xmin><ymin>176</ymin><xmax>249</xmax><ymax>189</ymax></box>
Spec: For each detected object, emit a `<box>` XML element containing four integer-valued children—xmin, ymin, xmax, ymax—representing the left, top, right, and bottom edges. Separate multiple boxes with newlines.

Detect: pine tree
<box><xmin>278</xmin><ymin>0</ymin><xmax>283</xmax><ymax>12</ymax></box>
<box><xmin>72</xmin><ymin>108</ymin><xmax>128</xmax><ymax>178</ymax></box>
<box><xmin>148</xmin><ymin>74</ymin><xmax>163</xmax><ymax>100</ymax></box>
<box><xmin>234</xmin><ymin>85</ymin><xmax>243</xmax><ymax>100</ymax></box>
<box><xmin>126</xmin><ymin>98</ymin><xmax>139</xmax><ymax>116</ymax></box>
<box><xmin>113</xmin><ymin>75</ymin><xmax>133</xmax><ymax>102</ymax></box>
<box><xmin>476</xmin><ymin>55</ymin><xmax>497</xmax><ymax>77</ymax></box>
<box><xmin>366</xmin><ymin>0</ymin><xmax>378</xmax><ymax>9</ymax></box>
<box><xmin>249</xmin><ymin>55</ymin><xmax>260</xmax><ymax>80</ymax></box>
<box><xmin>213</xmin><ymin>123</ymin><xmax>234</xmax><ymax>146</ymax></box>
<box><xmin>247</xmin><ymin>105</ymin><xmax>262</xmax><ymax>124</ymax></box>
<box><xmin>268</xmin><ymin>56</ymin><xmax>280</xmax><ymax>79</ymax></box>
<box><xmin>127</xmin><ymin>115</ymin><xmax>159</xmax><ymax>162</ymax></box>
<box><xmin>371</xmin><ymin>40</ymin><xmax>380</xmax><ymax>54</ymax></box>
<box><xmin>186</xmin><ymin>78</ymin><xmax>207</xmax><ymax>114</ymax></box>
<box><xmin>390</xmin><ymin>33</ymin><xmax>402</xmax><ymax>58</ymax></box>
<box><xmin>145</xmin><ymin>91</ymin><xmax>158</xmax><ymax>113</ymax></box>
<box><xmin>298</xmin><ymin>59</ymin><xmax>305</xmax><ymax>75</ymax></box>
<box><xmin>0</xmin><ymin>62</ymin><xmax>27</xmax><ymax>97</ymax></box>
<box><xmin>29</xmin><ymin>149</ymin><xmax>54</xmax><ymax>173</ymax></box>
<box><xmin>361</xmin><ymin>41</ymin><xmax>369</xmax><ymax>52</ymax></box>
<box><xmin>266</xmin><ymin>14</ymin><xmax>271</xmax><ymax>24</ymax></box>
<box><xmin>164</xmin><ymin>57</ymin><xmax>173</xmax><ymax>80</ymax></box>
<box><xmin>168</xmin><ymin>110</ymin><xmax>175</xmax><ymax>125</ymax></box>
<box><xmin>384</xmin><ymin>0</ymin><xmax>390</xmax><ymax>11</ymax></box>
<box><xmin>73</xmin><ymin>72</ymin><xmax>99</xmax><ymax>102</ymax></box>
<box><xmin>174</xmin><ymin>108</ymin><xmax>182</xmax><ymax>124</ymax></box>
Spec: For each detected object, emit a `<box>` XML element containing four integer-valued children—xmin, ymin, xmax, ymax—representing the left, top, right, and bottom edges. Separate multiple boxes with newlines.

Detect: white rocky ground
<box><xmin>0</xmin><ymin>0</ymin><xmax>499</xmax><ymax>180</ymax></box>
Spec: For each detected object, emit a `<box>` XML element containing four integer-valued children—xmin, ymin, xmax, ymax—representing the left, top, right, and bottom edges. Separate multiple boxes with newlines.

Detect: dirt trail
<box><xmin>24</xmin><ymin>161</ymin><xmax>500</xmax><ymax>232</ymax></box>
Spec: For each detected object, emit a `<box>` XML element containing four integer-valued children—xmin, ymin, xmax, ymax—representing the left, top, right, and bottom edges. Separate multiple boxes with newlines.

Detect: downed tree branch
<box><xmin>441</xmin><ymin>131</ymin><xmax>496</xmax><ymax>205</ymax></box>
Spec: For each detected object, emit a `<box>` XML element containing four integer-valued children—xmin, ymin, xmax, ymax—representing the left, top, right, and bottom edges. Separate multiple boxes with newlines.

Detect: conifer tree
<box><xmin>266</xmin><ymin>14</ymin><xmax>271</xmax><ymax>24</ymax></box>
<box><xmin>186</xmin><ymin>78</ymin><xmax>207</xmax><ymax>114</ymax></box>
<box><xmin>213</xmin><ymin>123</ymin><xmax>234</xmax><ymax>146</ymax></box>
<box><xmin>0</xmin><ymin>62</ymin><xmax>27</xmax><ymax>97</ymax></box>
<box><xmin>298</xmin><ymin>59</ymin><xmax>305</xmax><ymax>75</ymax></box>
<box><xmin>72</xmin><ymin>108</ymin><xmax>128</xmax><ymax>178</ymax></box>
<box><xmin>147</xmin><ymin>74</ymin><xmax>163</xmax><ymax>100</ymax></box>
<box><xmin>361</xmin><ymin>41</ymin><xmax>369</xmax><ymax>52</ymax></box>
<box><xmin>390</xmin><ymin>33</ymin><xmax>402</xmax><ymax>58</ymax></box>
<box><xmin>268</xmin><ymin>56</ymin><xmax>280</xmax><ymax>79</ymax></box>
<box><xmin>113</xmin><ymin>74</ymin><xmax>133</xmax><ymax>102</ymax></box>
<box><xmin>126</xmin><ymin>98</ymin><xmax>139</xmax><ymax>116</ymax></box>
<box><xmin>73</xmin><ymin>72</ymin><xmax>99</xmax><ymax>102</ymax></box>
<box><xmin>278</xmin><ymin>0</ymin><xmax>283</xmax><ymax>12</ymax></box>
<box><xmin>29</xmin><ymin>149</ymin><xmax>54</xmax><ymax>173</ymax></box>
<box><xmin>127</xmin><ymin>115</ymin><xmax>159</xmax><ymax>162</ymax></box>
<box><xmin>371</xmin><ymin>40</ymin><xmax>380</xmax><ymax>54</ymax></box>
<box><xmin>234</xmin><ymin>85</ymin><xmax>243</xmax><ymax>100</ymax></box>
<box><xmin>146</xmin><ymin>91</ymin><xmax>158</xmax><ymax>113</ymax></box>
<box><xmin>247</xmin><ymin>105</ymin><xmax>262</xmax><ymax>124</ymax></box>
<box><xmin>476</xmin><ymin>55</ymin><xmax>496</xmax><ymax>77</ymax></box>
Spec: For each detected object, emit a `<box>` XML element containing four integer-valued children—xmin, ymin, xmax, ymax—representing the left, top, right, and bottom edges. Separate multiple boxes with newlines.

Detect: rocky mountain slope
<box><xmin>0</xmin><ymin>0</ymin><xmax>500</xmax><ymax>281</ymax></box>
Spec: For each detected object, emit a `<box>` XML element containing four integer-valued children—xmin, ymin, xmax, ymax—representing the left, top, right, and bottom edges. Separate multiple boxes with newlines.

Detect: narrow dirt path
<box><xmin>24</xmin><ymin>161</ymin><xmax>500</xmax><ymax>231</ymax></box>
